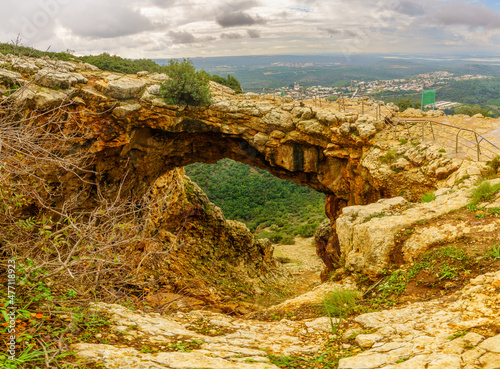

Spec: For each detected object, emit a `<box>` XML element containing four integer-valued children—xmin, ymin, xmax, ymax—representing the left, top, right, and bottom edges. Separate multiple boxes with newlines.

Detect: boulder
<box><xmin>262</xmin><ymin>110</ymin><xmax>294</xmax><ymax>130</ymax></box>
<box><xmin>356</xmin><ymin>123</ymin><xmax>377</xmax><ymax>138</ymax></box>
<box><xmin>106</xmin><ymin>77</ymin><xmax>147</xmax><ymax>99</ymax></box>
<box><xmin>339</xmin><ymin>123</ymin><xmax>351</xmax><ymax>135</ymax></box>
<box><xmin>296</xmin><ymin>120</ymin><xmax>330</xmax><ymax>136</ymax></box>
<box><xmin>112</xmin><ymin>103</ymin><xmax>142</xmax><ymax>118</ymax></box>
<box><xmin>336</xmin><ymin>185</ymin><xmax>483</xmax><ymax>275</ymax></box>
<box><xmin>253</xmin><ymin>133</ymin><xmax>269</xmax><ymax>146</ymax></box>
<box><xmin>33</xmin><ymin>90</ymin><xmax>67</xmax><ymax>110</ymax></box>
<box><xmin>0</xmin><ymin>69</ymin><xmax>24</xmax><ymax>85</ymax></box>
<box><xmin>35</xmin><ymin>69</ymin><xmax>87</xmax><ymax>89</ymax></box>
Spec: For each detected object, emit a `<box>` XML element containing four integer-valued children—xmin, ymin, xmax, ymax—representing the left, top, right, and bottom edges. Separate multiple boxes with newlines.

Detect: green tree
<box><xmin>211</xmin><ymin>74</ymin><xmax>243</xmax><ymax>93</ymax></box>
<box><xmin>160</xmin><ymin>58</ymin><xmax>211</xmax><ymax>106</ymax></box>
<box><xmin>454</xmin><ymin>104</ymin><xmax>490</xmax><ymax>117</ymax></box>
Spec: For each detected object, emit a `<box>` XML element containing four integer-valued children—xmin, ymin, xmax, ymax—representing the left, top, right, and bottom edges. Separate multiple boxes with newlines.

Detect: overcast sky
<box><xmin>1</xmin><ymin>0</ymin><xmax>500</xmax><ymax>59</ymax></box>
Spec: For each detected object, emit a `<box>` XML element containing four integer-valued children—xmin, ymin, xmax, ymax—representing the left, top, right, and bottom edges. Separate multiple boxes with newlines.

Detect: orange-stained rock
<box><xmin>2</xmin><ymin>58</ymin><xmax>470</xmax><ymax>287</ymax></box>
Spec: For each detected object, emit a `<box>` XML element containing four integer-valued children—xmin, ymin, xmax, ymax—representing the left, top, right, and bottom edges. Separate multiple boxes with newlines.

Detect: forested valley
<box><xmin>185</xmin><ymin>159</ymin><xmax>327</xmax><ymax>244</ymax></box>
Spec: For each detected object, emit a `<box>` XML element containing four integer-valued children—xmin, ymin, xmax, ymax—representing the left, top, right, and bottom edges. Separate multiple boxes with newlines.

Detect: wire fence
<box><xmin>383</xmin><ymin>118</ymin><xmax>500</xmax><ymax>162</ymax></box>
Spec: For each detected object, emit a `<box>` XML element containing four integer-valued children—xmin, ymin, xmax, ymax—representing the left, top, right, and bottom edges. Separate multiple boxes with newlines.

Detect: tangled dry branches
<box><xmin>0</xmin><ymin>68</ymin><xmax>175</xmax><ymax>301</ymax></box>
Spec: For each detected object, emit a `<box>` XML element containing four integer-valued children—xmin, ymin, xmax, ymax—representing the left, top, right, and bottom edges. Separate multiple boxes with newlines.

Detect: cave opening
<box><xmin>183</xmin><ymin>158</ymin><xmax>329</xmax><ymax>291</ymax></box>
<box><xmin>185</xmin><ymin>158</ymin><xmax>327</xmax><ymax>245</ymax></box>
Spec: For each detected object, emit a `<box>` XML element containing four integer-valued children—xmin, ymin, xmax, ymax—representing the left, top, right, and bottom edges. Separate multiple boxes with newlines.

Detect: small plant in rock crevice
<box><xmin>380</xmin><ymin>149</ymin><xmax>397</xmax><ymax>164</ymax></box>
<box><xmin>486</xmin><ymin>155</ymin><xmax>500</xmax><ymax>171</ymax></box>
<box><xmin>421</xmin><ymin>191</ymin><xmax>436</xmax><ymax>203</ymax></box>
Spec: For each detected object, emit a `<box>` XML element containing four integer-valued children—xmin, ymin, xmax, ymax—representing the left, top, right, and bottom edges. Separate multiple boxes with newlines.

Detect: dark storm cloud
<box><xmin>435</xmin><ymin>1</ymin><xmax>500</xmax><ymax>29</ymax></box>
<box><xmin>216</xmin><ymin>11</ymin><xmax>266</xmax><ymax>28</ymax></box>
<box><xmin>220</xmin><ymin>32</ymin><xmax>245</xmax><ymax>39</ymax></box>
<box><xmin>169</xmin><ymin>30</ymin><xmax>197</xmax><ymax>44</ymax></box>
<box><xmin>168</xmin><ymin>30</ymin><xmax>216</xmax><ymax>44</ymax></box>
<box><xmin>319</xmin><ymin>28</ymin><xmax>358</xmax><ymax>37</ymax></box>
<box><xmin>246</xmin><ymin>29</ymin><xmax>261</xmax><ymax>38</ymax></box>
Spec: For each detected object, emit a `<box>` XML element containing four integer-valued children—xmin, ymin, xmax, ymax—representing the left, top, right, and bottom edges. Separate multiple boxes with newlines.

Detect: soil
<box><xmin>273</xmin><ymin>236</ymin><xmax>323</xmax><ymax>296</ymax></box>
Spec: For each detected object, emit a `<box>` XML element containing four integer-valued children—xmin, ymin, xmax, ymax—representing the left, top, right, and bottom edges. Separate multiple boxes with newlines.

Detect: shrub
<box><xmin>296</xmin><ymin>223</ymin><xmax>318</xmax><ymax>237</ymax></box>
<box><xmin>322</xmin><ymin>289</ymin><xmax>362</xmax><ymax>317</ymax></box>
<box><xmin>421</xmin><ymin>191</ymin><xmax>436</xmax><ymax>203</ymax></box>
<box><xmin>395</xmin><ymin>98</ymin><xmax>412</xmax><ymax>112</ymax></box>
<box><xmin>160</xmin><ymin>58</ymin><xmax>211</xmax><ymax>106</ymax></box>
<box><xmin>454</xmin><ymin>104</ymin><xmax>490</xmax><ymax>117</ymax></box>
<box><xmin>487</xmin><ymin>156</ymin><xmax>500</xmax><ymax>172</ymax></box>
<box><xmin>470</xmin><ymin>180</ymin><xmax>500</xmax><ymax>204</ymax></box>
<box><xmin>280</xmin><ymin>234</ymin><xmax>295</xmax><ymax>245</ymax></box>
<box><xmin>211</xmin><ymin>74</ymin><xmax>243</xmax><ymax>93</ymax></box>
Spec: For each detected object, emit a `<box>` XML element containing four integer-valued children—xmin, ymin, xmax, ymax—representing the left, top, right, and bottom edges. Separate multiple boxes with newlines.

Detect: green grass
<box><xmin>487</xmin><ymin>244</ymin><xmax>500</xmax><ymax>259</ymax></box>
<box><xmin>322</xmin><ymin>289</ymin><xmax>362</xmax><ymax>318</ymax></box>
<box><xmin>377</xmin><ymin>270</ymin><xmax>407</xmax><ymax>298</ymax></box>
<box><xmin>421</xmin><ymin>191</ymin><xmax>436</xmax><ymax>203</ymax></box>
<box><xmin>470</xmin><ymin>180</ymin><xmax>500</xmax><ymax>205</ymax></box>
<box><xmin>380</xmin><ymin>149</ymin><xmax>397</xmax><ymax>164</ymax></box>
<box><xmin>455</xmin><ymin>174</ymin><xmax>470</xmax><ymax>186</ymax></box>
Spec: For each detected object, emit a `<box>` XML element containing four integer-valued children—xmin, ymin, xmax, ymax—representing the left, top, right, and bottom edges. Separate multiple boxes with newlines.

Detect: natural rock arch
<box><xmin>7</xmin><ymin>65</ymin><xmax>452</xmax><ymax>280</ymax></box>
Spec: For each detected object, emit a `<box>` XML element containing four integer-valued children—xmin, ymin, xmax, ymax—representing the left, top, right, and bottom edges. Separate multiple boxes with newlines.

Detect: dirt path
<box><xmin>273</xmin><ymin>236</ymin><xmax>323</xmax><ymax>296</ymax></box>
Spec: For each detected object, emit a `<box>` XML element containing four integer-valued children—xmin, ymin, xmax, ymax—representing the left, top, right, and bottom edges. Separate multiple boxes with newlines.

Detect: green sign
<box><xmin>421</xmin><ymin>89</ymin><xmax>436</xmax><ymax>112</ymax></box>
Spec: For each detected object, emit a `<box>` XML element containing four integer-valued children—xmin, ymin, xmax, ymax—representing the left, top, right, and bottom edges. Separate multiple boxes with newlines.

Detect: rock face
<box><xmin>0</xmin><ymin>54</ymin><xmax>480</xmax><ymax>281</ymax></box>
<box><xmin>141</xmin><ymin>168</ymin><xmax>280</xmax><ymax>302</ymax></box>
<box><xmin>337</xmin><ymin>175</ymin><xmax>499</xmax><ymax>277</ymax></box>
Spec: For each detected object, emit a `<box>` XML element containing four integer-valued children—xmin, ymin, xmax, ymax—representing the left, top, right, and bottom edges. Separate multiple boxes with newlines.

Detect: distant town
<box><xmin>249</xmin><ymin>71</ymin><xmax>492</xmax><ymax>106</ymax></box>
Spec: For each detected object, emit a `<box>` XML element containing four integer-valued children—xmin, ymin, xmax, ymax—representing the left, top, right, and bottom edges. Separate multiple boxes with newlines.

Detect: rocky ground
<box><xmin>70</xmin><ymin>176</ymin><xmax>500</xmax><ymax>368</ymax></box>
<box><xmin>71</xmin><ymin>270</ymin><xmax>500</xmax><ymax>369</ymax></box>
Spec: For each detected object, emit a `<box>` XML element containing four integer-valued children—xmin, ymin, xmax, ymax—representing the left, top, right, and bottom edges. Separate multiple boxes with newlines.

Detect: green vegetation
<box><xmin>487</xmin><ymin>156</ymin><xmax>500</xmax><ymax>172</ymax></box>
<box><xmin>322</xmin><ymin>289</ymin><xmax>362</xmax><ymax>318</ymax></box>
<box><xmin>0</xmin><ymin>258</ymin><xmax>113</xmax><ymax>368</ymax></box>
<box><xmin>0</xmin><ymin>43</ymin><xmax>244</xmax><ymax>95</ymax></box>
<box><xmin>80</xmin><ymin>52</ymin><xmax>164</xmax><ymax>74</ymax></box>
<box><xmin>0</xmin><ymin>42</ymin><xmax>75</xmax><ymax>61</ymax></box>
<box><xmin>380</xmin><ymin>149</ymin><xmax>397</xmax><ymax>164</ymax></box>
<box><xmin>448</xmin><ymin>330</ymin><xmax>469</xmax><ymax>340</ymax></box>
<box><xmin>454</xmin><ymin>104</ymin><xmax>490</xmax><ymax>117</ymax></box>
<box><xmin>210</xmin><ymin>74</ymin><xmax>243</xmax><ymax>93</ymax></box>
<box><xmin>487</xmin><ymin>244</ymin><xmax>500</xmax><ymax>259</ymax></box>
<box><xmin>185</xmin><ymin>159</ymin><xmax>326</xmax><ymax>242</ymax></box>
<box><xmin>377</xmin><ymin>269</ymin><xmax>407</xmax><ymax>299</ymax></box>
<box><xmin>160</xmin><ymin>59</ymin><xmax>211</xmax><ymax>106</ymax></box>
<box><xmin>421</xmin><ymin>191</ymin><xmax>436</xmax><ymax>203</ymax></box>
<box><xmin>438</xmin><ymin>77</ymin><xmax>500</xmax><ymax>117</ymax></box>
<box><xmin>470</xmin><ymin>180</ymin><xmax>500</xmax><ymax>205</ymax></box>
<box><xmin>395</xmin><ymin>97</ymin><xmax>421</xmax><ymax>112</ymax></box>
